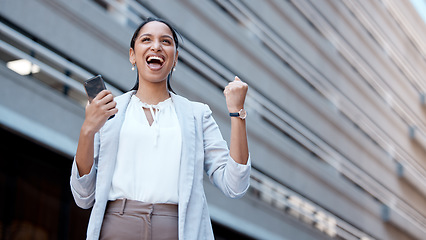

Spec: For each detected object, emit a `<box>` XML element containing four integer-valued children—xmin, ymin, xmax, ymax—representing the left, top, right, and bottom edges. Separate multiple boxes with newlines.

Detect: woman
<box><xmin>70</xmin><ymin>17</ymin><xmax>250</xmax><ymax>240</ymax></box>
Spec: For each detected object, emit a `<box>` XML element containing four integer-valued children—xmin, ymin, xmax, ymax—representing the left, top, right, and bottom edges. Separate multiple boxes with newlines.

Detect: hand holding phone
<box><xmin>84</xmin><ymin>75</ymin><xmax>115</xmax><ymax>119</ymax></box>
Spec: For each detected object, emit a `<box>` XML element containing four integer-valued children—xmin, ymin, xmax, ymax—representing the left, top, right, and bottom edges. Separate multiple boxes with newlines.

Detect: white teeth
<box><xmin>147</xmin><ymin>56</ymin><xmax>164</xmax><ymax>63</ymax></box>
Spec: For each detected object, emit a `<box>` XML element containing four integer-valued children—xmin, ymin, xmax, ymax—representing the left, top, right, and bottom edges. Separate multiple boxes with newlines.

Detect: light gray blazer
<box><xmin>70</xmin><ymin>91</ymin><xmax>251</xmax><ymax>239</ymax></box>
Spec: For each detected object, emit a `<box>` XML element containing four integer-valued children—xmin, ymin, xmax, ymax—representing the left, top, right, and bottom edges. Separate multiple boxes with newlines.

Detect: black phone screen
<box><xmin>84</xmin><ymin>75</ymin><xmax>106</xmax><ymax>103</ymax></box>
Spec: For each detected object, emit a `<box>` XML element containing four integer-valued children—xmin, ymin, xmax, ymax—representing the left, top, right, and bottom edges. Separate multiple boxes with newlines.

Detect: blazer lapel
<box><xmin>96</xmin><ymin>91</ymin><xmax>134</xmax><ymax>200</ymax></box>
<box><xmin>172</xmin><ymin>94</ymin><xmax>196</xmax><ymax>211</ymax></box>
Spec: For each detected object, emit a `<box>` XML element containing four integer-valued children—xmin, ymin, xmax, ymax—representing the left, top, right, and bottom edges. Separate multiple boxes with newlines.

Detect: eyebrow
<box><xmin>139</xmin><ymin>33</ymin><xmax>173</xmax><ymax>39</ymax></box>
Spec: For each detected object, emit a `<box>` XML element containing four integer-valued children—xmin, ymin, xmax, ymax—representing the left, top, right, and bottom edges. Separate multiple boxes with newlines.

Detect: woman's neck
<box><xmin>135</xmin><ymin>80</ymin><xmax>170</xmax><ymax>105</ymax></box>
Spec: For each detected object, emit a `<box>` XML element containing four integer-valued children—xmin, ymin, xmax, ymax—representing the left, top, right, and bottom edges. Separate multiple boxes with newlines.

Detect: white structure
<box><xmin>0</xmin><ymin>0</ymin><xmax>425</xmax><ymax>239</ymax></box>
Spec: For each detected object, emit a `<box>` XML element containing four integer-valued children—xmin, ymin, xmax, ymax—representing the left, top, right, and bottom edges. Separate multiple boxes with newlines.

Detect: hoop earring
<box><xmin>173</xmin><ymin>67</ymin><xmax>176</xmax><ymax>72</ymax></box>
<box><xmin>132</xmin><ymin>63</ymin><xmax>135</xmax><ymax>71</ymax></box>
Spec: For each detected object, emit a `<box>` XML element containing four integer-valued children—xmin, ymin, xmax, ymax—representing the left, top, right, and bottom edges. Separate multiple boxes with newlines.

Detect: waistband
<box><xmin>106</xmin><ymin>198</ymin><xmax>178</xmax><ymax>217</ymax></box>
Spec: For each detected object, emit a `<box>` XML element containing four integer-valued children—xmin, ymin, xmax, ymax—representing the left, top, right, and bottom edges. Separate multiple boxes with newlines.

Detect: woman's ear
<box><xmin>129</xmin><ymin>48</ymin><xmax>135</xmax><ymax>65</ymax></box>
<box><xmin>174</xmin><ymin>50</ymin><xmax>179</xmax><ymax>68</ymax></box>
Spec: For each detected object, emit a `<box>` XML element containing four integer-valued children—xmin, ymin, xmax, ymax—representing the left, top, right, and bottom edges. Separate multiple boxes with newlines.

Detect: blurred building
<box><xmin>1</xmin><ymin>0</ymin><xmax>426</xmax><ymax>239</ymax></box>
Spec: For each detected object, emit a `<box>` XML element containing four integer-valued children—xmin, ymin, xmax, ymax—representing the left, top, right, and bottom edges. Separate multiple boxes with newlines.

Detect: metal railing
<box><xmin>250</xmin><ymin>169</ymin><xmax>375</xmax><ymax>240</ymax></box>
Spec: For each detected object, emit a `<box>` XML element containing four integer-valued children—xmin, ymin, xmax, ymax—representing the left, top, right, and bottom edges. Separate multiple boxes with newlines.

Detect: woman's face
<box><xmin>129</xmin><ymin>21</ymin><xmax>178</xmax><ymax>85</ymax></box>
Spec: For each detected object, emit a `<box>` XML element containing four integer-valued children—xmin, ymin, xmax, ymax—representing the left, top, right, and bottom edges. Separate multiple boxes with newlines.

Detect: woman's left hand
<box><xmin>223</xmin><ymin>76</ymin><xmax>248</xmax><ymax>113</ymax></box>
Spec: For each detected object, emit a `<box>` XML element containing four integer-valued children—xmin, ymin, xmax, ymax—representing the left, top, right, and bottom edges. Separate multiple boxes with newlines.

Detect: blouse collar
<box><xmin>131</xmin><ymin>94</ymin><xmax>173</xmax><ymax>110</ymax></box>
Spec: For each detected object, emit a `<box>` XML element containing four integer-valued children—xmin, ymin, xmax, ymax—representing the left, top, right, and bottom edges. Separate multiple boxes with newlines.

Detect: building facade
<box><xmin>0</xmin><ymin>0</ymin><xmax>425</xmax><ymax>239</ymax></box>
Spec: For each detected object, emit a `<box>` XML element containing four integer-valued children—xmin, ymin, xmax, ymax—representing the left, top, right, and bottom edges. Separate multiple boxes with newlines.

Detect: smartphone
<box><xmin>84</xmin><ymin>75</ymin><xmax>107</xmax><ymax>103</ymax></box>
<box><xmin>84</xmin><ymin>75</ymin><xmax>115</xmax><ymax>119</ymax></box>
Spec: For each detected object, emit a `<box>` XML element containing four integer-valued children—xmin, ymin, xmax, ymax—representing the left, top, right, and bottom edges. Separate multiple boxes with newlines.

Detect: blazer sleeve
<box><xmin>69</xmin><ymin>132</ymin><xmax>100</xmax><ymax>209</ymax></box>
<box><xmin>202</xmin><ymin>104</ymin><xmax>251</xmax><ymax>199</ymax></box>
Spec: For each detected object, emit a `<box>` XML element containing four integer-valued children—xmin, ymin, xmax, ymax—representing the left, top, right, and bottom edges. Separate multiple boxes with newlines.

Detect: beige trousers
<box><xmin>100</xmin><ymin>199</ymin><xmax>178</xmax><ymax>240</ymax></box>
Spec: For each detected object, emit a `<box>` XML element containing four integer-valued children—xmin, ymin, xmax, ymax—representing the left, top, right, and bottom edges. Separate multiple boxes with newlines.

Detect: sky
<box><xmin>410</xmin><ymin>0</ymin><xmax>426</xmax><ymax>23</ymax></box>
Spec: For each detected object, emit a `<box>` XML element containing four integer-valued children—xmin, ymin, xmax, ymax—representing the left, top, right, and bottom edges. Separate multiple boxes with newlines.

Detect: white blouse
<box><xmin>108</xmin><ymin>94</ymin><xmax>182</xmax><ymax>204</ymax></box>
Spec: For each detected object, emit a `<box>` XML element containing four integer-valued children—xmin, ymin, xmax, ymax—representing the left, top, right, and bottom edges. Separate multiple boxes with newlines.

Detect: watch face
<box><xmin>239</xmin><ymin>109</ymin><xmax>247</xmax><ymax>119</ymax></box>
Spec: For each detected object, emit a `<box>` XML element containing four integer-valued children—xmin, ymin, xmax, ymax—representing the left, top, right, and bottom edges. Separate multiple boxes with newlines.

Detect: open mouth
<box><xmin>146</xmin><ymin>55</ymin><xmax>165</xmax><ymax>70</ymax></box>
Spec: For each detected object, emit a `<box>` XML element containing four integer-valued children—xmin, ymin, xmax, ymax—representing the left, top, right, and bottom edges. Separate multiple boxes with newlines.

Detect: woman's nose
<box><xmin>151</xmin><ymin>41</ymin><xmax>161</xmax><ymax>51</ymax></box>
